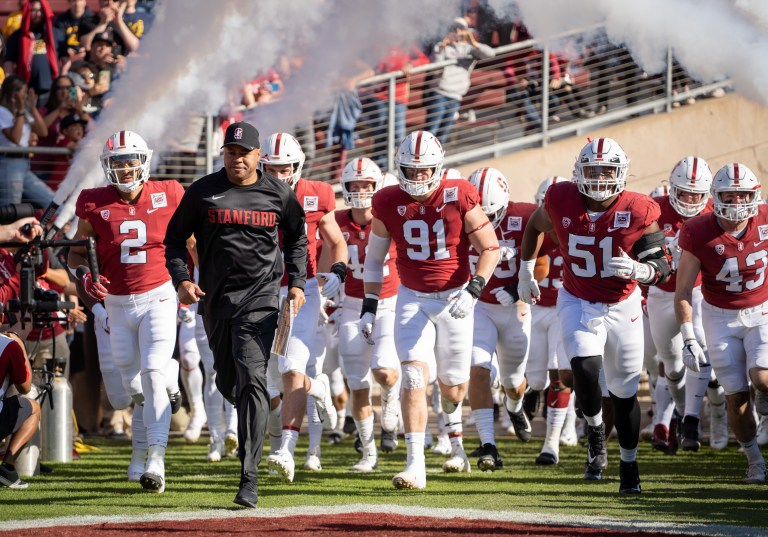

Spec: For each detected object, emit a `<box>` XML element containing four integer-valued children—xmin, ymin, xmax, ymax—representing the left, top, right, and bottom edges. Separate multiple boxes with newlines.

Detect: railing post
<box><xmin>665</xmin><ymin>47</ymin><xmax>674</xmax><ymax>113</ymax></box>
<box><xmin>205</xmin><ymin>113</ymin><xmax>214</xmax><ymax>176</ymax></box>
<box><xmin>541</xmin><ymin>42</ymin><xmax>550</xmax><ymax>147</ymax></box>
<box><xmin>387</xmin><ymin>75</ymin><xmax>396</xmax><ymax>172</ymax></box>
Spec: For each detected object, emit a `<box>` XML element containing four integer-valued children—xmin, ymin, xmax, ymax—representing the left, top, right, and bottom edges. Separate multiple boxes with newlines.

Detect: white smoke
<box><xmin>487</xmin><ymin>0</ymin><xmax>768</xmax><ymax>104</ymax></box>
<box><xmin>54</xmin><ymin>0</ymin><xmax>460</xmax><ymax>229</ymax></box>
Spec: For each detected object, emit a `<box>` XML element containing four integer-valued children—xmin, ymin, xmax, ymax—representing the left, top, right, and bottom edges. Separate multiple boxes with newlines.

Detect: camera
<box><xmin>0</xmin><ymin>202</ymin><xmax>34</xmax><ymax>225</ymax></box>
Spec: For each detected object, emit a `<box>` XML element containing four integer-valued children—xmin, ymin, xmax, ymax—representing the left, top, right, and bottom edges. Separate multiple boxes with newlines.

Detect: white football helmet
<box><xmin>574</xmin><ymin>137</ymin><xmax>629</xmax><ymax>201</ymax></box>
<box><xmin>712</xmin><ymin>162</ymin><xmax>761</xmax><ymax>222</ymax></box>
<box><xmin>100</xmin><ymin>130</ymin><xmax>153</xmax><ymax>193</ymax></box>
<box><xmin>534</xmin><ymin>176</ymin><xmax>569</xmax><ymax>206</ymax></box>
<box><xmin>382</xmin><ymin>172</ymin><xmax>399</xmax><ymax>187</ymax></box>
<box><xmin>395</xmin><ymin>130</ymin><xmax>444</xmax><ymax>197</ymax></box>
<box><xmin>649</xmin><ymin>182</ymin><xmax>670</xmax><ymax>198</ymax></box>
<box><xmin>258</xmin><ymin>132</ymin><xmax>305</xmax><ymax>187</ymax></box>
<box><xmin>442</xmin><ymin>167</ymin><xmax>463</xmax><ymax>180</ymax></box>
<box><xmin>340</xmin><ymin>157</ymin><xmax>383</xmax><ymax>209</ymax></box>
<box><xmin>668</xmin><ymin>156</ymin><xmax>713</xmax><ymax>217</ymax></box>
<box><xmin>468</xmin><ymin>167</ymin><xmax>509</xmax><ymax>229</ymax></box>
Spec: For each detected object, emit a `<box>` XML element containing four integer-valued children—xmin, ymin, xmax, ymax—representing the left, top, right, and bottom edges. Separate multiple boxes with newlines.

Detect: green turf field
<box><xmin>2</xmin><ymin>434</ymin><xmax>767</xmax><ymax>530</ymax></box>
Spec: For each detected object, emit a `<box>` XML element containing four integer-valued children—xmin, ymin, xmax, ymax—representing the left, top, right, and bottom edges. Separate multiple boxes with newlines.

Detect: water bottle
<box><xmin>41</xmin><ymin>368</ymin><xmax>73</xmax><ymax>463</ymax></box>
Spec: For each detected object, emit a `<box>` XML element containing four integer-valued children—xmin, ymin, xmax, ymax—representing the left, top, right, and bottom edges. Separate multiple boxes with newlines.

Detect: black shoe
<box><xmin>168</xmin><ymin>391</ymin><xmax>182</xmax><ymax>415</ymax></box>
<box><xmin>0</xmin><ymin>464</ymin><xmax>28</xmax><ymax>489</ymax></box>
<box><xmin>380</xmin><ymin>430</ymin><xmax>398</xmax><ymax>453</ymax></box>
<box><xmin>233</xmin><ymin>476</ymin><xmax>258</xmax><ymax>508</ymax></box>
<box><xmin>619</xmin><ymin>460</ymin><xmax>641</xmax><ymax>494</ymax></box>
<box><xmin>354</xmin><ymin>433</ymin><xmax>363</xmax><ymax>454</ymax></box>
<box><xmin>507</xmin><ymin>407</ymin><xmax>533</xmax><ymax>443</ymax></box>
<box><xmin>468</xmin><ymin>444</ymin><xmax>483</xmax><ymax>457</ymax></box>
<box><xmin>327</xmin><ymin>431</ymin><xmax>344</xmax><ymax>444</ymax></box>
<box><xmin>681</xmin><ymin>416</ymin><xmax>701</xmax><ymax>452</ymax></box>
<box><xmin>583</xmin><ymin>463</ymin><xmax>603</xmax><ymax>480</ymax></box>
<box><xmin>477</xmin><ymin>443</ymin><xmax>503</xmax><ymax>471</ymax></box>
<box><xmin>586</xmin><ymin>423</ymin><xmax>608</xmax><ymax>472</ymax></box>
<box><xmin>522</xmin><ymin>389</ymin><xmax>540</xmax><ymax>421</ymax></box>
<box><xmin>535</xmin><ymin>451</ymin><xmax>558</xmax><ymax>466</ymax></box>
<box><xmin>342</xmin><ymin>415</ymin><xmax>356</xmax><ymax>435</ymax></box>
<box><xmin>665</xmin><ymin>413</ymin><xmax>680</xmax><ymax>455</ymax></box>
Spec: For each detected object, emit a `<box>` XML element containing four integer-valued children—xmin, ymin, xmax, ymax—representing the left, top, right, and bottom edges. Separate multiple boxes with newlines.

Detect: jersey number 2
<box><xmin>119</xmin><ymin>220</ymin><xmax>147</xmax><ymax>264</ymax></box>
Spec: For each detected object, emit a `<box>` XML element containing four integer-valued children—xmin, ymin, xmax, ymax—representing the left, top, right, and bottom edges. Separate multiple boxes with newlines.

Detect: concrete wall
<box><xmin>455</xmin><ymin>94</ymin><xmax>768</xmax><ymax>201</ymax></box>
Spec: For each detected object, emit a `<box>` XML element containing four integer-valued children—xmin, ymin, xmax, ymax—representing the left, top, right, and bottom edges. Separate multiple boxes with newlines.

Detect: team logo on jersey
<box><xmin>304</xmin><ymin>196</ymin><xmax>318</xmax><ymax>211</ymax></box>
<box><xmin>129</xmin><ymin>206</ymin><xmax>136</xmax><ymax>216</ymax></box>
<box><xmin>589</xmin><ymin>222</ymin><xmax>596</xmax><ymax>233</ymax></box>
<box><xmin>664</xmin><ymin>223</ymin><xmax>673</xmax><ymax>234</ymax></box>
<box><xmin>419</xmin><ymin>206</ymin><xmax>425</xmax><ymax>215</ymax></box>
<box><xmin>397</xmin><ymin>205</ymin><xmax>406</xmax><ymax>216</ymax></box>
<box><xmin>151</xmin><ymin>192</ymin><xmax>167</xmax><ymax>209</ymax></box>
<box><xmin>759</xmin><ymin>224</ymin><xmax>768</xmax><ymax>241</ymax></box>
<box><xmin>100</xmin><ymin>210</ymin><xmax>110</xmax><ymax>220</ymax></box>
<box><xmin>443</xmin><ymin>187</ymin><xmax>458</xmax><ymax>204</ymax></box>
<box><xmin>715</xmin><ymin>244</ymin><xmax>725</xmax><ymax>255</ymax></box>
<box><xmin>562</xmin><ymin>217</ymin><xmax>571</xmax><ymax>229</ymax></box>
<box><xmin>506</xmin><ymin>216</ymin><xmax>522</xmax><ymax>232</ymax></box>
<box><xmin>342</xmin><ymin>232</ymin><xmax>350</xmax><ymax>241</ymax></box>
<box><xmin>359</xmin><ymin>231</ymin><xmax>366</xmax><ymax>240</ymax></box>
<box><xmin>738</xmin><ymin>242</ymin><xmax>744</xmax><ymax>251</ymax></box>
<box><xmin>613</xmin><ymin>211</ymin><xmax>631</xmax><ymax>229</ymax></box>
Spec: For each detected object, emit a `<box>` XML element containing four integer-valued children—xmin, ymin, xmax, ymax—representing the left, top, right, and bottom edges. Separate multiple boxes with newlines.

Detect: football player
<box><xmin>646</xmin><ymin>157</ymin><xmax>728</xmax><ymax>452</ymax></box>
<box><xmin>260</xmin><ymin>133</ymin><xmax>347</xmax><ymax>481</ymax></box>
<box><xmin>519</xmin><ymin>137</ymin><xmax>672</xmax><ymax>494</ymax></box>
<box><xmin>69</xmin><ymin>130</ymin><xmax>184</xmax><ymax>493</ymax></box>
<box><xmin>336</xmin><ymin>157</ymin><xmax>402</xmax><ymax>472</ymax></box>
<box><xmin>675</xmin><ymin>163</ymin><xmax>768</xmax><ymax>483</ymax></box>
<box><xmin>362</xmin><ymin>130</ymin><xmax>500</xmax><ymax>489</ymax></box>
<box><xmin>466</xmin><ymin>167</ymin><xmax>548</xmax><ymax>471</ymax></box>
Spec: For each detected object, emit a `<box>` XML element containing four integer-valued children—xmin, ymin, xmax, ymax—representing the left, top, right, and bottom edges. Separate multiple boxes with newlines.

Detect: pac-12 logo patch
<box><xmin>664</xmin><ymin>223</ymin><xmax>673</xmax><ymax>234</ymax></box>
<box><xmin>397</xmin><ymin>206</ymin><xmax>406</xmax><ymax>216</ymax></box>
<box><xmin>562</xmin><ymin>217</ymin><xmax>571</xmax><ymax>229</ymax></box>
<box><xmin>715</xmin><ymin>244</ymin><xmax>725</xmax><ymax>255</ymax></box>
<box><xmin>342</xmin><ymin>232</ymin><xmax>350</xmax><ymax>241</ymax></box>
<box><xmin>100</xmin><ymin>210</ymin><xmax>110</xmax><ymax>220</ymax></box>
<box><xmin>151</xmin><ymin>192</ymin><xmax>167</xmax><ymax>209</ymax></box>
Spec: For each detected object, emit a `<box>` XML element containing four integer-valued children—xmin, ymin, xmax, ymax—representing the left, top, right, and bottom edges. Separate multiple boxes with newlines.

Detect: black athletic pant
<box><xmin>204</xmin><ymin>309</ymin><xmax>278</xmax><ymax>480</ymax></box>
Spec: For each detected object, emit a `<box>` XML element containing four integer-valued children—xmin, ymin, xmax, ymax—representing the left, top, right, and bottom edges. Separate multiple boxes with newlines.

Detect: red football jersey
<box><xmin>281</xmin><ymin>178</ymin><xmax>334</xmax><ymax>285</ymax></box>
<box><xmin>372</xmin><ymin>179</ymin><xmax>479</xmax><ymax>293</ymax></box>
<box><xmin>469</xmin><ymin>202</ymin><xmax>536</xmax><ymax>304</ymax></box>
<box><xmin>545</xmin><ymin>182</ymin><xmax>661</xmax><ymax>303</ymax></box>
<box><xmin>335</xmin><ymin>209</ymin><xmax>399</xmax><ymax>299</ymax></box>
<box><xmin>679</xmin><ymin>205</ymin><xmax>768</xmax><ymax>309</ymax></box>
<box><xmin>537</xmin><ymin>235</ymin><xmax>563</xmax><ymax>308</ymax></box>
<box><xmin>76</xmin><ymin>180</ymin><xmax>185</xmax><ymax>295</ymax></box>
<box><xmin>654</xmin><ymin>195</ymin><xmax>713</xmax><ymax>293</ymax></box>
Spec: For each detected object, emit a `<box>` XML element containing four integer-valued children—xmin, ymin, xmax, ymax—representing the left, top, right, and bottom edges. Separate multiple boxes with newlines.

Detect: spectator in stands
<box><xmin>0</xmin><ymin>74</ymin><xmax>53</xmax><ymax>208</ymax></box>
<box><xmin>85</xmin><ymin>27</ymin><xmax>125</xmax><ymax>101</ymax></box>
<box><xmin>69</xmin><ymin>60</ymin><xmax>102</xmax><ymax>115</ymax></box>
<box><xmin>241</xmin><ymin>69</ymin><xmax>283</xmax><ymax>108</ymax></box>
<box><xmin>504</xmin><ymin>48</ymin><xmax>562</xmax><ymax>132</ymax></box>
<box><xmin>45</xmin><ymin>112</ymin><xmax>89</xmax><ymax>192</ymax></box>
<box><xmin>78</xmin><ymin>0</ymin><xmax>139</xmax><ymax>56</ymax></box>
<box><xmin>53</xmin><ymin>0</ymin><xmax>93</xmax><ymax>63</ymax></box>
<box><xmin>427</xmin><ymin>17</ymin><xmax>494</xmax><ymax>143</ymax></box>
<box><xmin>369</xmin><ymin>46</ymin><xmax>429</xmax><ymax>168</ymax></box>
<box><xmin>553</xmin><ymin>54</ymin><xmax>595</xmax><ymax>120</ymax></box>
<box><xmin>4</xmin><ymin>0</ymin><xmax>59</xmax><ymax>107</ymax></box>
<box><xmin>460</xmin><ymin>1</ymin><xmax>499</xmax><ymax>46</ymax></box>
<box><xmin>1</xmin><ymin>1</ymin><xmax>24</xmax><ymax>42</ymax></box>
<box><xmin>121</xmin><ymin>0</ymin><xmax>153</xmax><ymax>42</ymax></box>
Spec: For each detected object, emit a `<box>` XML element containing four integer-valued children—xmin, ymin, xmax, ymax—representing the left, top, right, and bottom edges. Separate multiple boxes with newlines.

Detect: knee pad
<box><xmin>402</xmin><ymin>364</ymin><xmax>425</xmax><ymax>390</ymax></box>
<box><xmin>571</xmin><ymin>355</ymin><xmax>602</xmax><ymax>383</ymax></box>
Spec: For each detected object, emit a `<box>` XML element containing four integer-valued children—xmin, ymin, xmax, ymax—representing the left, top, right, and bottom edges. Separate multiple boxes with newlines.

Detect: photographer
<box><xmin>426</xmin><ymin>17</ymin><xmax>494</xmax><ymax>143</ymax></box>
<box><xmin>0</xmin><ymin>331</ymin><xmax>41</xmax><ymax>489</ymax></box>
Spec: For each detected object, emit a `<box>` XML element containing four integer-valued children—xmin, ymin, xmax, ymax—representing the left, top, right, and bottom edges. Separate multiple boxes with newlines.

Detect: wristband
<box><xmin>330</xmin><ymin>261</ymin><xmax>347</xmax><ymax>283</ymax></box>
<box><xmin>465</xmin><ymin>275</ymin><xmax>486</xmax><ymax>299</ymax></box>
<box><xmin>361</xmin><ymin>296</ymin><xmax>378</xmax><ymax>317</ymax></box>
<box><xmin>74</xmin><ymin>266</ymin><xmax>90</xmax><ymax>279</ymax></box>
<box><xmin>520</xmin><ymin>259</ymin><xmax>536</xmax><ymax>277</ymax></box>
<box><xmin>680</xmin><ymin>321</ymin><xmax>696</xmax><ymax>342</ymax></box>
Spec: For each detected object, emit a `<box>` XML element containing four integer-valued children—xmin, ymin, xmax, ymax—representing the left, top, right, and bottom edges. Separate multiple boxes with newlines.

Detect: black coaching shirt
<box><xmin>164</xmin><ymin>169</ymin><xmax>307</xmax><ymax>319</ymax></box>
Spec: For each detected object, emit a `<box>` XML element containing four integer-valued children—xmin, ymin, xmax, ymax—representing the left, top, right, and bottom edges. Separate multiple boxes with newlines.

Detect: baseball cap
<box><xmin>452</xmin><ymin>17</ymin><xmax>469</xmax><ymax>29</ymax></box>
<box><xmin>60</xmin><ymin>113</ymin><xmax>88</xmax><ymax>130</ymax></box>
<box><xmin>66</xmin><ymin>72</ymin><xmax>90</xmax><ymax>90</ymax></box>
<box><xmin>222</xmin><ymin>121</ymin><xmax>260</xmax><ymax>151</ymax></box>
<box><xmin>93</xmin><ymin>27</ymin><xmax>114</xmax><ymax>45</ymax></box>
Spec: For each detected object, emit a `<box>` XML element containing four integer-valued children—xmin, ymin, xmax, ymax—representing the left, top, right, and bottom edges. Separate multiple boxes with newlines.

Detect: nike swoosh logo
<box><xmin>763</xmin><ymin>311</ymin><xmax>768</xmax><ymax>316</ymax></box>
<box><xmin>212</xmin><ymin>194</ymin><xmax>225</xmax><ymax>200</ymax></box>
<box><xmin>607</xmin><ymin>226</ymin><xmax>623</xmax><ymax>232</ymax></box>
<box><xmin>755</xmin><ymin>241</ymin><xmax>765</xmax><ymax>247</ymax></box>
<box><xmin>436</xmin><ymin>204</ymin><xmax>447</xmax><ymax>212</ymax></box>
<box><xmin>520</xmin><ymin>311</ymin><xmax>528</xmax><ymax>317</ymax></box>
<box><xmin>147</xmin><ymin>208</ymin><xmax>159</xmax><ymax>214</ymax></box>
<box><xmin>159</xmin><ymin>298</ymin><xmax>170</xmax><ymax>302</ymax></box>
<box><xmin>630</xmin><ymin>316</ymin><xmax>639</xmax><ymax>322</ymax></box>
<box><xmin>587</xmin><ymin>451</ymin><xmax>596</xmax><ymax>464</ymax></box>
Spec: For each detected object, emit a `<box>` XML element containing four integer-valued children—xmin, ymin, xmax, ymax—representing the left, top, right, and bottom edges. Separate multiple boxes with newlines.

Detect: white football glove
<box><xmin>92</xmin><ymin>303</ymin><xmax>110</xmax><ymax>334</ymax></box>
<box><xmin>499</xmin><ymin>245</ymin><xmax>517</xmax><ymax>263</ymax></box>
<box><xmin>517</xmin><ymin>259</ymin><xmax>541</xmax><ymax>305</ymax></box>
<box><xmin>318</xmin><ymin>272</ymin><xmax>342</xmax><ymax>298</ymax></box>
<box><xmin>668</xmin><ymin>235</ymin><xmax>682</xmax><ymax>269</ymax></box>
<box><xmin>682</xmin><ymin>339</ymin><xmax>706</xmax><ymax>372</ymax></box>
<box><xmin>359</xmin><ymin>312</ymin><xmax>376</xmax><ymax>345</ymax></box>
<box><xmin>606</xmin><ymin>248</ymin><xmax>652</xmax><ymax>281</ymax></box>
<box><xmin>490</xmin><ymin>286</ymin><xmax>515</xmax><ymax>306</ymax></box>
<box><xmin>178</xmin><ymin>306</ymin><xmax>194</xmax><ymax>324</ymax></box>
<box><xmin>448</xmin><ymin>289</ymin><xmax>476</xmax><ymax>319</ymax></box>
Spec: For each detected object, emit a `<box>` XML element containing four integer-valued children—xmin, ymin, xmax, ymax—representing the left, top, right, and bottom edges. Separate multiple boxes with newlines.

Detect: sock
<box><xmin>666</xmin><ymin>373</ymin><xmax>686</xmax><ymax>417</ymax></box>
<box><xmin>442</xmin><ymin>401</ymin><xmax>463</xmax><ymax>437</ymax></box>
<box><xmin>279</xmin><ymin>428</ymin><xmax>299</xmax><ymax>456</ymax></box>
<box><xmin>306</xmin><ymin>397</ymin><xmax>323</xmax><ymax>456</ymax></box>
<box><xmin>307</xmin><ymin>376</ymin><xmax>325</xmax><ymax>399</ymax></box>
<box><xmin>543</xmin><ymin>385</ymin><xmax>569</xmax><ymax>454</ymax></box>
<box><xmin>405</xmin><ymin>432</ymin><xmax>425</xmax><ymax>467</ymax></box>
<box><xmin>505</xmin><ymin>396</ymin><xmax>523</xmax><ymax>415</ymax></box>
<box><xmin>684</xmin><ymin>365</ymin><xmax>711</xmax><ymax>419</ymax></box>
<box><xmin>584</xmin><ymin>410</ymin><xmax>603</xmax><ymax>428</ymax></box>
<box><xmin>707</xmin><ymin>383</ymin><xmax>726</xmax><ymax>406</ymax></box>
<box><xmin>268</xmin><ymin>401</ymin><xmax>282</xmax><ymax>454</ymax></box>
<box><xmin>472</xmin><ymin>408</ymin><xmax>495</xmax><ymax>446</ymax></box>
<box><xmin>654</xmin><ymin>375</ymin><xmax>675</xmax><ymax>427</ymax></box>
<box><xmin>739</xmin><ymin>437</ymin><xmax>765</xmax><ymax>465</ymax></box>
<box><xmin>619</xmin><ymin>447</ymin><xmax>638</xmax><ymax>462</ymax></box>
<box><xmin>354</xmin><ymin>414</ymin><xmax>375</xmax><ymax>448</ymax></box>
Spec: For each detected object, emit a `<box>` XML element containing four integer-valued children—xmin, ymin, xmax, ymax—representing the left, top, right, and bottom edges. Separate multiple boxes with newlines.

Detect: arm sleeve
<box><xmin>472</xmin><ymin>42</ymin><xmax>495</xmax><ymax>60</ymax></box>
<box><xmin>280</xmin><ymin>190</ymin><xmax>308</xmax><ymax>290</ymax></box>
<box><xmin>164</xmin><ymin>187</ymin><xmax>197</xmax><ymax>289</ymax></box>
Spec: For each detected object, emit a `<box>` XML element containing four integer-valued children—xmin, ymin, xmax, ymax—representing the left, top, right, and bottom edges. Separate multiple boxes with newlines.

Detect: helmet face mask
<box><xmin>712</xmin><ymin>163</ymin><xmax>761</xmax><ymax>223</ymax></box>
<box><xmin>258</xmin><ymin>132</ymin><xmax>305</xmax><ymax>187</ymax></box>
<box><xmin>395</xmin><ymin>131</ymin><xmax>444</xmax><ymax>197</ymax></box>
<box><xmin>340</xmin><ymin>157</ymin><xmax>383</xmax><ymax>208</ymax></box>
<box><xmin>100</xmin><ymin>131</ymin><xmax>152</xmax><ymax>193</ymax></box>
<box><xmin>668</xmin><ymin>156</ymin><xmax>712</xmax><ymax>217</ymax></box>
<box><xmin>468</xmin><ymin>167</ymin><xmax>509</xmax><ymax>229</ymax></box>
<box><xmin>574</xmin><ymin>138</ymin><xmax>629</xmax><ymax>202</ymax></box>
